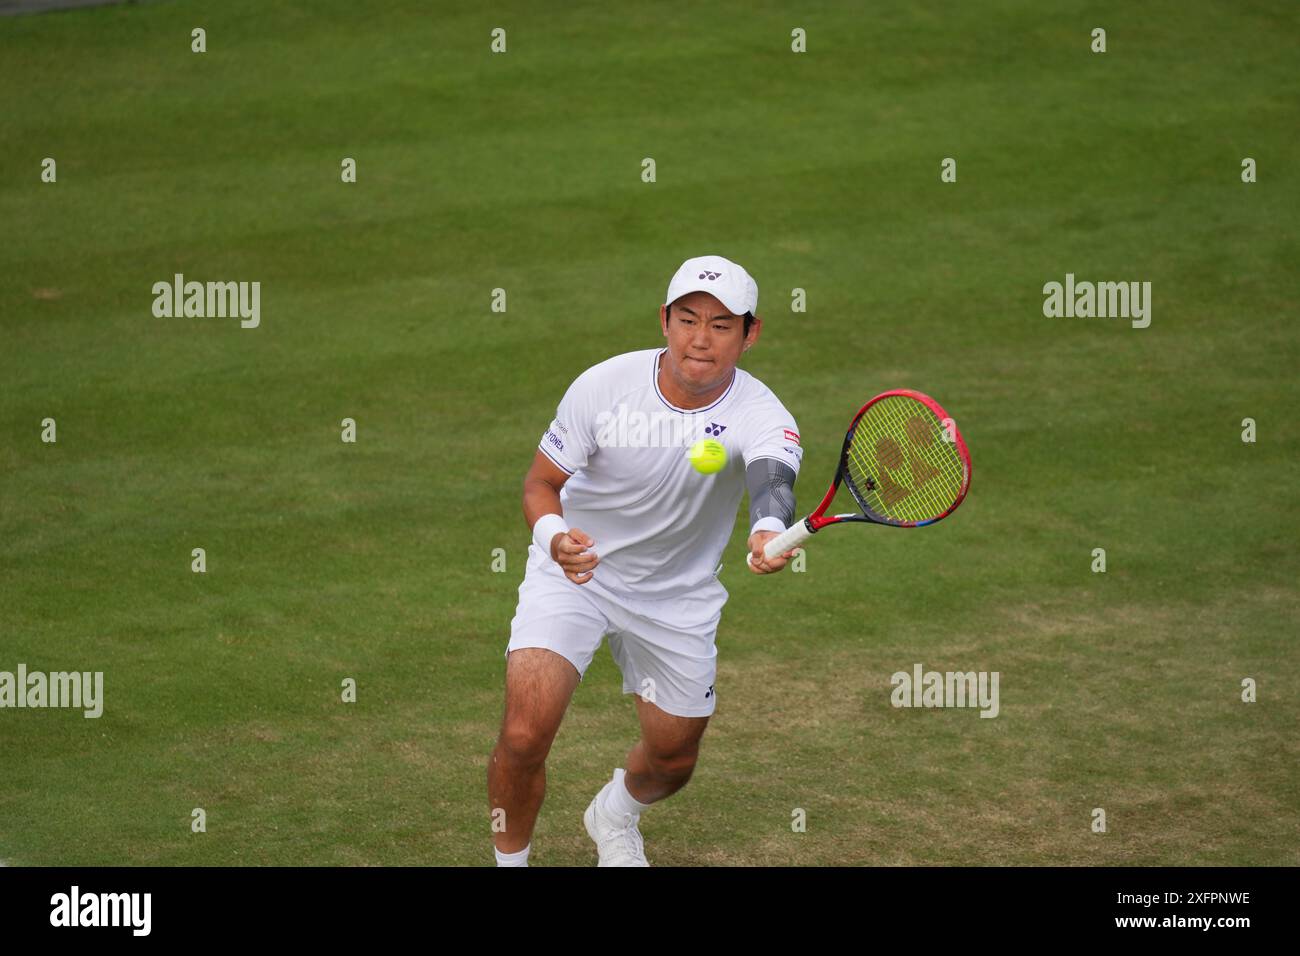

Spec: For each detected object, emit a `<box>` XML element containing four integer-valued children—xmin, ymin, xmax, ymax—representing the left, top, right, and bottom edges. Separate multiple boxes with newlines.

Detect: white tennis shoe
<box><xmin>584</xmin><ymin>773</ymin><xmax>650</xmax><ymax>867</ymax></box>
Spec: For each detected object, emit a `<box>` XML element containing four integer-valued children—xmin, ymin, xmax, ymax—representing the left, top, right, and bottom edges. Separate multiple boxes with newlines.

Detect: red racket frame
<box><xmin>805</xmin><ymin>389</ymin><xmax>971</xmax><ymax>531</ymax></box>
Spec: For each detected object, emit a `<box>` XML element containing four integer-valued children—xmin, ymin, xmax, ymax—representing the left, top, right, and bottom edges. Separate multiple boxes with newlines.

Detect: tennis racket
<box><xmin>752</xmin><ymin>389</ymin><xmax>971</xmax><ymax>564</ymax></box>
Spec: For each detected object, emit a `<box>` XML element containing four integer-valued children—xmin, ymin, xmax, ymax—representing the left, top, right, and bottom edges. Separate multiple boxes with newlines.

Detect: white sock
<box><xmin>495</xmin><ymin>843</ymin><xmax>530</xmax><ymax>867</ymax></box>
<box><xmin>600</xmin><ymin>768</ymin><xmax>653</xmax><ymax>819</ymax></box>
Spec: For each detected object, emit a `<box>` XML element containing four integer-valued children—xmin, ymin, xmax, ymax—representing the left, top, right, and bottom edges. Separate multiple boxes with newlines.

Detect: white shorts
<box><xmin>506</xmin><ymin>545</ymin><xmax>726</xmax><ymax>718</ymax></box>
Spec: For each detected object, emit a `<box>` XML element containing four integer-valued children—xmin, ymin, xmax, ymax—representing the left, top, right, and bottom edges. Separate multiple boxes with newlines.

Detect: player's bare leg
<box><xmin>487</xmin><ymin>647</ymin><xmax>580</xmax><ymax>861</ymax></box>
<box><xmin>584</xmin><ymin>696</ymin><xmax>709</xmax><ymax>866</ymax></box>
<box><xmin>623</xmin><ymin>696</ymin><xmax>710</xmax><ymax>803</ymax></box>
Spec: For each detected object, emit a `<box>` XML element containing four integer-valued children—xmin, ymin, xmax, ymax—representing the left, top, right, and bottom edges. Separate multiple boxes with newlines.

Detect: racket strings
<box><xmin>845</xmin><ymin>396</ymin><xmax>966</xmax><ymax>523</ymax></box>
<box><xmin>854</xmin><ymin>399</ymin><xmax>964</xmax><ymax>520</ymax></box>
<box><xmin>852</xmin><ymin>403</ymin><xmax>961</xmax><ymax>520</ymax></box>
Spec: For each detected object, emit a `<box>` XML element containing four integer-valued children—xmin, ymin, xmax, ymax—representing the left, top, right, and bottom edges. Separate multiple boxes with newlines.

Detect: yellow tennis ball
<box><xmin>688</xmin><ymin>438</ymin><xmax>727</xmax><ymax>475</ymax></box>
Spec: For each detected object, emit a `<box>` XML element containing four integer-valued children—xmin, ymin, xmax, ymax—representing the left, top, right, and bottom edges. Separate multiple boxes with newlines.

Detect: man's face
<box><xmin>659</xmin><ymin>290</ymin><xmax>760</xmax><ymax>394</ymax></box>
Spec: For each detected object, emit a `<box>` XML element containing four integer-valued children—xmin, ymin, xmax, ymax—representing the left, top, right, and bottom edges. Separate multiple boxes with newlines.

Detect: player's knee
<box><xmin>645</xmin><ymin>746</ymin><xmax>699</xmax><ymax>783</ymax></box>
<box><xmin>496</xmin><ymin>720</ymin><xmax>553</xmax><ymax>769</ymax></box>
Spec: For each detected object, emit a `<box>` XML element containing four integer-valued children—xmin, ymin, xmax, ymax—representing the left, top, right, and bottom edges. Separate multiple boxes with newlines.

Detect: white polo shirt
<box><xmin>536</xmin><ymin>348</ymin><xmax>802</xmax><ymax>601</ymax></box>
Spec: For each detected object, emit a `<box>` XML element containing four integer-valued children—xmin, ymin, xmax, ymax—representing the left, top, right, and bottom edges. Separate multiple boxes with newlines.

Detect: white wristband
<box><xmin>749</xmin><ymin>516</ymin><xmax>788</xmax><ymax>538</ymax></box>
<box><xmin>532</xmin><ymin>513</ymin><xmax>570</xmax><ymax>561</ymax></box>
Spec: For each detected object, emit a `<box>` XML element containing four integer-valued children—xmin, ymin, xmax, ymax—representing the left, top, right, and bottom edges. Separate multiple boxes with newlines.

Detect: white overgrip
<box><xmin>745</xmin><ymin>519</ymin><xmax>814</xmax><ymax>565</ymax></box>
<box><xmin>763</xmin><ymin>519</ymin><xmax>813</xmax><ymax>559</ymax></box>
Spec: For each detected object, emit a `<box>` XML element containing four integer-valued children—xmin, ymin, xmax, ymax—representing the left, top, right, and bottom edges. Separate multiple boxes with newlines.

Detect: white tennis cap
<box><xmin>664</xmin><ymin>255</ymin><xmax>758</xmax><ymax>317</ymax></box>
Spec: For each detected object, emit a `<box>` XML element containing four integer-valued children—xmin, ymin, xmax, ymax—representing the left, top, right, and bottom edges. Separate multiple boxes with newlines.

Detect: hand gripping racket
<box><xmin>752</xmin><ymin>389</ymin><xmax>971</xmax><ymax>564</ymax></box>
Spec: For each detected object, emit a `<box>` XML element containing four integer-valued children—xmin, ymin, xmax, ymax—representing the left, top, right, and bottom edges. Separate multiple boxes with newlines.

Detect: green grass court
<box><xmin>1</xmin><ymin>0</ymin><xmax>1296</xmax><ymax>865</ymax></box>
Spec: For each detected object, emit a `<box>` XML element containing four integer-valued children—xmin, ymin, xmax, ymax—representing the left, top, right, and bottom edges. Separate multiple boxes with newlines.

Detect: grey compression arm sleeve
<box><xmin>745</xmin><ymin>458</ymin><xmax>797</xmax><ymax>533</ymax></box>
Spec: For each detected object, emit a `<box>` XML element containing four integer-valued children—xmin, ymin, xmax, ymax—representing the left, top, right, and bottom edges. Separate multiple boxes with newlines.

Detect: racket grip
<box><xmin>762</xmin><ymin>519</ymin><xmax>814</xmax><ymax>560</ymax></box>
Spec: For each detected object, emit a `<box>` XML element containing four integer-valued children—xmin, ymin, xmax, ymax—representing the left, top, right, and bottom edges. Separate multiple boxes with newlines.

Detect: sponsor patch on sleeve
<box><xmin>783</xmin><ymin>429</ymin><xmax>801</xmax><ymax>445</ymax></box>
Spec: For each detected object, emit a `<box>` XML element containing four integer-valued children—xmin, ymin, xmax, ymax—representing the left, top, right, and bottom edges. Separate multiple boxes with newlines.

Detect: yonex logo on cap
<box><xmin>665</xmin><ymin>256</ymin><xmax>757</xmax><ymax>316</ymax></box>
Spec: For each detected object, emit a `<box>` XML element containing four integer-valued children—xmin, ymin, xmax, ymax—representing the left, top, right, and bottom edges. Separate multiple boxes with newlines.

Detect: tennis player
<box><xmin>487</xmin><ymin>255</ymin><xmax>803</xmax><ymax>866</ymax></box>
